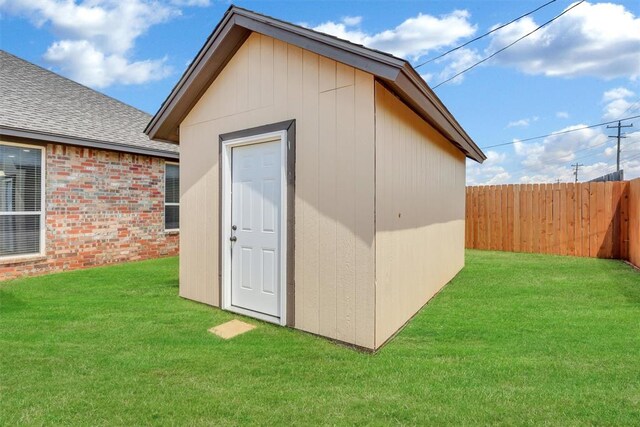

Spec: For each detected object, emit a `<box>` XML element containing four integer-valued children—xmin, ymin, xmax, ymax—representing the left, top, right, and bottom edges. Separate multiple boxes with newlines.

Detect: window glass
<box><xmin>165</xmin><ymin>164</ymin><xmax>179</xmax><ymax>230</ymax></box>
<box><xmin>0</xmin><ymin>145</ymin><xmax>42</xmax><ymax>212</ymax></box>
<box><xmin>0</xmin><ymin>144</ymin><xmax>43</xmax><ymax>257</ymax></box>
<box><xmin>165</xmin><ymin>164</ymin><xmax>179</xmax><ymax>204</ymax></box>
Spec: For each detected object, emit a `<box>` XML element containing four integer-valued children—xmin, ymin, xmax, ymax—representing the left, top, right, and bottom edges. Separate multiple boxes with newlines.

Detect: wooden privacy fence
<box><xmin>465</xmin><ymin>179</ymin><xmax>640</xmax><ymax>262</ymax></box>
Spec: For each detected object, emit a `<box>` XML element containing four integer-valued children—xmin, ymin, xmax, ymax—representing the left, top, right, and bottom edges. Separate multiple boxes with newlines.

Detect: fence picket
<box><xmin>567</xmin><ymin>183</ymin><xmax>576</xmax><ymax>256</ymax></box>
<box><xmin>581</xmin><ymin>184</ymin><xmax>590</xmax><ymax>257</ymax></box>
<box><xmin>589</xmin><ymin>183</ymin><xmax>598</xmax><ymax>258</ymax></box>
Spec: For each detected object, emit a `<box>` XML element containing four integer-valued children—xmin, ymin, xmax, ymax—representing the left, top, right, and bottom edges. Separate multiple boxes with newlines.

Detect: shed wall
<box><xmin>374</xmin><ymin>83</ymin><xmax>466</xmax><ymax>347</ymax></box>
<box><xmin>179</xmin><ymin>33</ymin><xmax>376</xmax><ymax>348</ymax></box>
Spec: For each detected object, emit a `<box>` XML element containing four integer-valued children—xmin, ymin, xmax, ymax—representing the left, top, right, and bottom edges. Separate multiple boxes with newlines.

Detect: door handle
<box><xmin>230</xmin><ymin>236</ymin><xmax>237</xmax><ymax>242</ymax></box>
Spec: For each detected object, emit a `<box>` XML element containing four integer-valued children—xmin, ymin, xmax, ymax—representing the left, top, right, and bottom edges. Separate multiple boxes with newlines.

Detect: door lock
<box><xmin>230</xmin><ymin>224</ymin><xmax>238</xmax><ymax>242</ymax></box>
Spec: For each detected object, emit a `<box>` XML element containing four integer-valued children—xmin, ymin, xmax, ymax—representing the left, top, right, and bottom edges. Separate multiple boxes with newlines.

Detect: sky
<box><xmin>1</xmin><ymin>0</ymin><xmax>639</xmax><ymax>184</ymax></box>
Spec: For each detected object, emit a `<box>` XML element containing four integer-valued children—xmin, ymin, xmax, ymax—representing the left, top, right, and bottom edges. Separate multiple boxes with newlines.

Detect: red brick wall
<box><xmin>0</xmin><ymin>143</ymin><xmax>179</xmax><ymax>280</ymax></box>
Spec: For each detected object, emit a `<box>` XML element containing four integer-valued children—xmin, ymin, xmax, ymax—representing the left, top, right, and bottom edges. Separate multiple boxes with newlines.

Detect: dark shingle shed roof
<box><xmin>0</xmin><ymin>50</ymin><xmax>178</xmax><ymax>159</ymax></box>
<box><xmin>146</xmin><ymin>5</ymin><xmax>485</xmax><ymax>163</ymax></box>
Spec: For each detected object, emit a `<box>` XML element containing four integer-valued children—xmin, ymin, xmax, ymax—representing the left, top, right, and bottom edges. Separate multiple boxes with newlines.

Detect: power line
<box><xmin>623</xmin><ymin>152</ymin><xmax>640</xmax><ymax>164</ymax></box>
<box><xmin>585</xmin><ymin>150</ymin><xmax>640</xmax><ymax>176</ymax></box>
<box><xmin>513</xmin><ymin>135</ymin><xmax>640</xmax><ymax>172</ymax></box>
<box><xmin>617</xmin><ymin>100</ymin><xmax>640</xmax><ymax>120</ymax></box>
<box><xmin>572</xmin><ymin>140</ymin><xmax>637</xmax><ymax>163</ymax></box>
<box><xmin>481</xmin><ymin>114</ymin><xmax>640</xmax><ymax>149</ymax></box>
<box><xmin>585</xmin><ymin>152</ymin><xmax>640</xmax><ymax>180</ymax></box>
<box><xmin>503</xmin><ymin>137</ymin><xmax>640</xmax><ymax>179</ymax></box>
<box><xmin>586</xmin><ymin>162</ymin><xmax>617</xmax><ymax>177</ymax></box>
<box><xmin>432</xmin><ymin>0</ymin><xmax>585</xmax><ymax>89</ymax></box>
<box><xmin>413</xmin><ymin>0</ymin><xmax>557</xmax><ymax>69</ymax></box>
<box><xmin>570</xmin><ymin>148</ymin><xmax>640</xmax><ymax>179</ymax></box>
<box><xmin>571</xmin><ymin>163</ymin><xmax>584</xmax><ymax>183</ymax></box>
<box><xmin>607</xmin><ymin>121</ymin><xmax>633</xmax><ymax>173</ymax></box>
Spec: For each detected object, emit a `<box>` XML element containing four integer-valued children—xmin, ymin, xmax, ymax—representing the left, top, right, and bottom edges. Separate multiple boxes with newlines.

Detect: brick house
<box><xmin>0</xmin><ymin>50</ymin><xmax>179</xmax><ymax>280</ymax></box>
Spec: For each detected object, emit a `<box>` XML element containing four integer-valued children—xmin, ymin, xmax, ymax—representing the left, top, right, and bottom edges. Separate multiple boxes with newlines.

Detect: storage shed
<box><xmin>146</xmin><ymin>6</ymin><xmax>486</xmax><ymax>350</ymax></box>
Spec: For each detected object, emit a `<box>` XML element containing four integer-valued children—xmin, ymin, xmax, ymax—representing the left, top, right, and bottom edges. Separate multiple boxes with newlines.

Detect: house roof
<box><xmin>145</xmin><ymin>5</ymin><xmax>485</xmax><ymax>163</ymax></box>
<box><xmin>0</xmin><ymin>50</ymin><xmax>178</xmax><ymax>160</ymax></box>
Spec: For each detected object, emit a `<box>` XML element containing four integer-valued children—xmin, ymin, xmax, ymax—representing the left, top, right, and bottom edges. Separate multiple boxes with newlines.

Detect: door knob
<box><xmin>232</xmin><ymin>225</ymin><xmax>237</xmax><ymax>230</ymax></box>
<box><xmin>230</xmin><ymin>236</ymin><xmax>237</xmax><ymax>242</ymax></box>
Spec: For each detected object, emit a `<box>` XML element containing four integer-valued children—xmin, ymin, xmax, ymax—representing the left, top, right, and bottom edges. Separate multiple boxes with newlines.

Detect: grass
<box><xmin>1</xmin><ymin>251</ymin><xmax>639</xmax><ymax>426</ymax></box>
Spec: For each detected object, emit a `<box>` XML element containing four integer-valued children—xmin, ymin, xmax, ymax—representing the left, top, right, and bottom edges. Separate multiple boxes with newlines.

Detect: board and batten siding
<box><xmin>179</xmin><ymin>33</ymin><xmax>376</xmax><ymax>348</ymax></box>
<box><xmin>374</xmin><ymin>83</ymin><xmax>466</xmax><ymax>347</ymax></box>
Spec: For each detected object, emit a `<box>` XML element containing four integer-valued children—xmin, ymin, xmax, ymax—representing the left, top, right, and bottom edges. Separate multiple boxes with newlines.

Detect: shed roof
<box><xmin>145</xmin><ymin>6</ymin><xmax>485</xmax><ymax>163</ymax></box>
<box><xmin>0</xmin><ymin>50</ymin><xmax>178</xmax><ymax>159</ymax></box>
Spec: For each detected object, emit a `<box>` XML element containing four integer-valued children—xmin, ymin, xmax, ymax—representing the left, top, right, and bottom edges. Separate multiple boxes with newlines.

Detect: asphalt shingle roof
<box><xmin>0</xmin><ymin>50</ymin><xmax>178</xmax><ymax>157</ymax></box>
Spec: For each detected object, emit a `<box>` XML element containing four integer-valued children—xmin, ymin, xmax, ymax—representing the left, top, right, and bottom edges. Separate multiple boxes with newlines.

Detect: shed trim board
<box><xmin>219</xmin><ymin>120</ymin><xmax>295</xmax><ymax>326</ymax></box>
<box><xmin>145</xmin><ymin>6</ymin><xmax>485</xmax><ymax>163</ymax></box>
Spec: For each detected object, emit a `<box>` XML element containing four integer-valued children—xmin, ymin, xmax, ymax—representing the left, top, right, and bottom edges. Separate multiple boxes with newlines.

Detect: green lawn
<box><xmin>1</xmin><ymin>251</ymin><xmax>639</xmax><ymax>425</ymax></box>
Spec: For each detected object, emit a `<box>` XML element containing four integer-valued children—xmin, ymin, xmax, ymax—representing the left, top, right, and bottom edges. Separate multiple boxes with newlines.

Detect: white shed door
<box><xmin>230</xmin><ymin>140</ymin><xmax>281</xmax><ymax>317</ymax></box>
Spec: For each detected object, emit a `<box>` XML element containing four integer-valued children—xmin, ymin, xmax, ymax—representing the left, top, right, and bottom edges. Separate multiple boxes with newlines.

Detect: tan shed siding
<box><xmin>374</xmin><ymin>82</ymin><xmax>466</xmax><ymax>348</ymax></box>
<box><xmin>179</xmin><ymin>123</ymin><xmax>218</xmax><ymax>305</ymax></box>
<box><xmin>179</xmin><ymin>33</ymin><xmax>376</xmax><ymax>349</ymax></box>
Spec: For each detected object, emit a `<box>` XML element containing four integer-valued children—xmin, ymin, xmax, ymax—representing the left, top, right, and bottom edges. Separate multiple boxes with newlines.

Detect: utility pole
<box><xmin>571</xmin><ymin>163</ymin><xmax>584</xmax><ymax>183</ymax></box>
<box><xmin>607</xmin><ymin>120</ymin><xmax>633</xmax><ymax>173</ymax></box>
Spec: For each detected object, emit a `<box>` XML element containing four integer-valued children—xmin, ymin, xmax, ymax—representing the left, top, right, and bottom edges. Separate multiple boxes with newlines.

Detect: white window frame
<box><xmin>164</xmin><ymin>161</ymin><xmax>180</xmax><ymax>232</ymax></box>
<box><xmin>220</xmin><ymin>130</ymin><xmax>288</xmax><ymax>326</ymax></box>
<box><xmin>0</xmin><ymin>140</ymin><xmax>46</xmax><ymax>261</ymax></box>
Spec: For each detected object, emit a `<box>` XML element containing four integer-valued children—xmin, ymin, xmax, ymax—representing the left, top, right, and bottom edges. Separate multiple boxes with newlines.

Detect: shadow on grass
<box><xmin>161</xmin><ymin>278</ymin><xmax>179</xmax><ymax>289</ymax></box>
<box><xmin>616</xmin><ymin>263</ymin><xmax>640</xmax><ymax>305</ymax></box>
<box><xmin>0</xmin><ymin>290</ymin><xmax>27</xmax><ymax>313</ymax></box>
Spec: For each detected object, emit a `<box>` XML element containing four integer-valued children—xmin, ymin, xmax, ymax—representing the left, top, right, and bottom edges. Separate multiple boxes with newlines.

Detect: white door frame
<box><xmin>220</xmin><ymin>130</ymin><xmax>288</xmax><ymax>325</ymax></box>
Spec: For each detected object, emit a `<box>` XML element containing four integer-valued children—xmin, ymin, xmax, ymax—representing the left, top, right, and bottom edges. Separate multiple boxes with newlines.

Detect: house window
<box><xmin>165</xmin><ymin>162</ymin><xmax>179</xmax><ymax>231</ymax></box>
<box><xmin>0</xmin><ymin>142</ymin><xmax>45</xmax><ymax>258</ymax></box>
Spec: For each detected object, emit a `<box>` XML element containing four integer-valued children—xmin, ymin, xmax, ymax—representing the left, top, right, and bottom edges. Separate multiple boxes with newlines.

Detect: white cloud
<box><xmin>170</xmin><ymin>0</ymin><xmax>210</xmax><ymax>6</ymax></box>
<box><xmin>44</xmin><ymin>40</ymin><xmax>171</xmax><ymax>87</ymax></box>
<box><xmin>341</xmin><ymin>16</ymin><xmax>362</xmax><ymax>26</ymax></box>
<box><xmin>603</xmin><ymin>87</ymin><xmax>635</xmax><ymax>102</ymax></box>
<box><xmin>432</xmin><ymin>47</ymin><xmax>482</xmax><ymax>84</ymax></box>
<box><xmin>508</xmin><ymin>119</ymin><xmax>531</xmax><ymax>128</ymax></box>
<box><xmin>0</xmin><ymin>0</ymin><xmax>179</xmax><ymax>87</ymax></box>
<box><xmin>485</xmin><ymin>2</ymin><xmax>640</xmax><ymax>80</ymax></box>
<box><xmin>513</xmin><ymin>124</ymin><xmax>614</xmax><ymax>183</ymax></box>
<box><xmin>469</xmin><ymin>126</ymin><xmax>640</xmax><ymax>185</ymax></box>
<box><xmin>471</xmin><ymin>123</ymin><xmax>640</xmax><ymax>185</ymax></box>
<box><xmin>621</xmin><ymin>131</ymin><xmax>640</xmax><ymax>179</ymax></box>
<box><xmin>556</xmin><ymin>111</ymin><xmax>570</xmax><ymax>119</ymax></box>
<box><xmin>466</xmin><ymin>150</ymin><xmax>511</xmax><ymax>185</ymax></box>
<box><xmin>507</xmin><ymin>116</ymin><xmax>538</xmax><ymax>128</ymax></box>
<box><xmin>475</xmin><ymin>124</ymin><xmax>640</xmax><ymax>185</ymax></box>
<box><xmin>312</xmin><ymin>10</ymin><xmax>476</xmax><ymax>60</ymax></box>
<box><xmin>602</xmin><ymin>87</ymin><xmax>636</xmax><ymax>121</ymax></box>
<box><xmin>312</xmin><ymin>20</ymin><xmax>367</xmax><ymax>44</ymax></box>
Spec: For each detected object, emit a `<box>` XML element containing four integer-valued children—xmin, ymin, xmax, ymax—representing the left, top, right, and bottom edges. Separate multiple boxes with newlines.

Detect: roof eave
<box><xmin>145</xmin><ymin>6</ymin><xmax>403</xmax><ymax>143</ymax></box>
<box><xmin>1</xmin><ymin>126</ymin><xmax>179</xmax><ymax>160</ymax></box>
<box><xmin>390</xmin><ymin>64</ymin><xmax>486</xmax><ymax>163</ymax></box>
<box><xmin>146</xmin><ymin>5</ymin><xmax>486</xmax><ymax>164</ymax></box>
<box><xmin>145</xmin><ymin>9</ymin><xmax>247</xmax><ymax>142</ymax></box>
